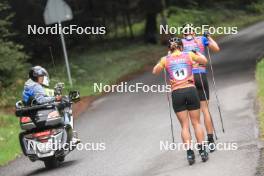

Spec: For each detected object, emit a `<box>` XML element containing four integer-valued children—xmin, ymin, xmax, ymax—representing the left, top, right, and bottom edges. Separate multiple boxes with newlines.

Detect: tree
<box><xmin>140</xmin><ymin>0</ymin><xmax>163</xmax><ymax>43</ymax></box>
<box><xmin>0</xmin><ymin>0</ymin><xmax>28</xmax><ymax>89</ymax></box>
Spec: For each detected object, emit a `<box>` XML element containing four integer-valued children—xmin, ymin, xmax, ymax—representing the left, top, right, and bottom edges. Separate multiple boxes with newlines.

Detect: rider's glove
<box><xmin>55</xmin><ymin>95</ymin><xmax>62</xmax><ymax>101</ymax></box>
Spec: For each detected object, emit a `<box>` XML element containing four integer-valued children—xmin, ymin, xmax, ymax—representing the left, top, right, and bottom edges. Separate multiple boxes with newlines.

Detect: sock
<box><xmin>207</xmin><ymin>134</ymin><xmax>214</xmax><ymax>142</ymax></box>
<box><xmin>197</xmin><ymin>144</ymin><xmax>202</xmax><ymax>150</ymax></box>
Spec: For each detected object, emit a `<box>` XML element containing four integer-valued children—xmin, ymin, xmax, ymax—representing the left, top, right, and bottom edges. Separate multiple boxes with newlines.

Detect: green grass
<box><xmin>50</xmin><ymin>44</ymin><xmax>166</xmax><ymax>96</ymax></box>
<box><xmin>107</xmin><ymin>21</ymin><xmax>145</xmax><ymax>39</ymax></box>
<box><xmin>0</xmin><ymin>83</ymin><xmax>24</xmax><ymax>107</ymax></box>
<box><xmin>166</xmin><ymin>7</ymin><xmax>264</xmax><ymax>37</ymax></box>
<box><xmin>49</xmin><ymin>8</ymin><xmax>264</xmax><ymax>96</ymax></box>
<box><xmin>256</xmin><ymin>59</ymin><xmax>264</xmax><ymax>139</ymax></box>
<box><xmin>0</xmin><ymin>113</ymin><xmax>20</xmax><ymax>166</ymax></box>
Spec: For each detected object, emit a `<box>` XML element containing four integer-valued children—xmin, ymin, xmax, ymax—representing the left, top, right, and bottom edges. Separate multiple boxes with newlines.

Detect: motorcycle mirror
<box><xmin>54</xmin><ymin>82</ymin><xmax>65</xmax><ymax>96</ymax></box>
<box><xmin>69</xmin><ymin>91</ymin><xmax>80</xmax><ymax>102</ymax></box>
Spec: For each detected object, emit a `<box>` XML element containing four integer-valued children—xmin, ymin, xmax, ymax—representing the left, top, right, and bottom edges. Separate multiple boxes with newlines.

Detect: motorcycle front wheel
<box><xmin>43</xmin><ymin>156</ymin><xmax>59</xmax><ymax>169</ymax></box>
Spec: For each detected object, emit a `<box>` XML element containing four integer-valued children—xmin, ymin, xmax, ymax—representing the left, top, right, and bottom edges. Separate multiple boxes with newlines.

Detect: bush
<box><xmin>0</xmin><ymin>1</ymin><xmax>29</xmax><ymax>105</ymax></box>
<box><xmin>247</xmin><ymin>2</ymin><xmax>264</xmax><ymax>13</ymax></box>
<box><xmin>0</xmin><ymin>40</ymin><xmax>29</xmax><ymax>88</ymax></box>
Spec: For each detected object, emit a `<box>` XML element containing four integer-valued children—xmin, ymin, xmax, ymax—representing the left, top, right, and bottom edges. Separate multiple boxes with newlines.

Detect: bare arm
<box><xmin>208</xmin><ymin>36</ymin><xmax>220</xmax><ymax>52</ymax></box>
<box><xmin>152</xmin><ymin>57</ymin><xmax>165</xmax><ymax>75</ymax></box>
<box><xmin>191</xmin><ymin>52</ymin><xmax>208</xmax><ymax>65</ymax></box>
<box><xmin>152</xmin><ymin>64</ymin><xmax>164</xmax><ymax>75</ymax></box>
<box><xmin>152</xmin><ymin>57</ymin><xmax>166</xmax><ymax>75</ymax></box>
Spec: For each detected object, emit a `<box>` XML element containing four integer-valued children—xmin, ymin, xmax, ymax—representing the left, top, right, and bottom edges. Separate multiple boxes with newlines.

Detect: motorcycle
<box><xmin>15</xmin><ymin>83</ymin><xmax>80</xmax><ymax>168</ymax></box>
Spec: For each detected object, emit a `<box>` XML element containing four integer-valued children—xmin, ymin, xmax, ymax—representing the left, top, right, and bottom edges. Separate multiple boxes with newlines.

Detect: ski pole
<box><xmin>191</xmin><ymin>43</ymin><xmax>218</xmax><ymax>139</ymax></box>
<box><xmin>198</xmin><ymin>72</ymin><xmax>218</xmax><ymax>140</ymax></box>
<box><xmin>207</xmin><ymin>47</ymin><xmax>225</xmax><ymax>133</ymax></box>
<box><xmin>163</xmin><ymin>69</ymin><xmax>175</xmax><ymax>143</ymax></box>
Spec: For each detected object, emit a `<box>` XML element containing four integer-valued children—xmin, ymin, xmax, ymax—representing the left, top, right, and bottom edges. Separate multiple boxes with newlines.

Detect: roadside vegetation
<box><xmin>48</xmin><ymin>7</ymin><xmax>264</xmax><ymax>98</ymax></box>
<box><xmin>1</xmin><ymin>3</ymin><xmax>264</xmax><ymax>107</ymax></box>
<box><xmin>256</xmin><ymin>59</ymin><xmax>264</xmax><ymax>139</ymax></box>
<box><xmin>1</xmin><ymin>0</ymin><xmax>264</xmax><ymax>166</ymax></box>
<box><xmin>32</xmin><ymin>1</ymin><xmax>264</xmax><ymax>96</ymax></box>
<box><xmin>0</xmin><ymin>113</ymin><xmax>20</xmax><ymax>165</ymax></box>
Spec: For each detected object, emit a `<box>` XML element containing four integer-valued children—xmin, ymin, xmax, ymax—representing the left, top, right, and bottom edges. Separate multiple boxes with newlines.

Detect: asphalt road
<box><xmin>1</xmin><ymin>21</ymin><xmax>264</xmax><ymax>176</ymax></box>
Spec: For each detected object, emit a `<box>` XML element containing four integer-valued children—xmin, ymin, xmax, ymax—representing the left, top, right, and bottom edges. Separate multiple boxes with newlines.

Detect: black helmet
<box><xmin>29</xmin><ymin>66</ymin><xmax>49</xmax><ymax>82</ymax></box>
<box><xmin>182</xmin><ymin>23</ymin><xmax>195</xmax><ymax>35</ymax></box>
<box><xmin>168</xmin><ymin>37</ymin><xmax>183</xmax><ymax>50</ymax></box>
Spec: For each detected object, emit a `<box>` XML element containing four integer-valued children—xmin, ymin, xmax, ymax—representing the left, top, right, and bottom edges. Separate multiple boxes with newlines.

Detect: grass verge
<box><xmin>256</xmin><ymin>59</ymin><xmax>264</xmax><ymax>139</ymax></box>
<box><xmin>50</xmin><ymin>9</ymin><xmax>264</xmax><ymax>96</ymax></box>
<box><xmin>0</xmin><ymin>113</ymin><xmax>20</xmax><ymax>166</ymax></box>
<box><xmin>51</xmin><ymin>44</ymin><xmax>166</xmax><ymax>95</ymax></box>
<box><xmin>166</xmin><ymin>7</ymin><xmax>264</xmax><ymax>37</ymax></box>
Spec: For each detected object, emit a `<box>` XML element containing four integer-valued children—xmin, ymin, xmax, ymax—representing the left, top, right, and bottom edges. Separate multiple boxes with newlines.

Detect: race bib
<box><xmin>173</xmin><ymin>67</ymin><xmax>188</xmax><ymax>81</ymax></box>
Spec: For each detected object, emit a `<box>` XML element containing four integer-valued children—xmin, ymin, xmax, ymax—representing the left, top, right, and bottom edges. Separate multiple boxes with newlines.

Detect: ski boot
<box><xmin>198</xmin><ymin>144</ymin><xmax>209</xmax><ymax>162</ymax></box>
<box><xmin>207</xmin><ymin>134</ymin><xmax>216</xmax><ymax>153</ymax></box>
<box><xmin>187</xmin><ymin>149</ymin><xmax>195</xmax><ymax>165</ymax></box>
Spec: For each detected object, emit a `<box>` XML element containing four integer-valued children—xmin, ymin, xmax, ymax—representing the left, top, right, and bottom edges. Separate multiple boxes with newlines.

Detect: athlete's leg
<box><xmin>194</xmin><ymin>73</ymin><xmax>214</xmax><ymax>138</ymax></box>
<box><xmin>173</xmin><ymin>88</ymin><xmax>196</xmax><ymax>164</ymax></box>
<box><xmin>189</xmin><ymin>109</ymin><xmax>204</xmax><ymax>143</ymax></box>
<box><xmin>177</xmin><ymin>110</ymin><xmax>197</xmax><ymax>165</ymax></box>
<box><xmin>201</xmin><ymin>100</ymin><xmax>215</xmax><ymax>152</ymax></box>
<box><xmin>176</xmin><ymin>110</ymin><xmax>191</xmax><ymax>145</ymax></box>
<box><xmin>200</xmin><ymin>101</ymin><xmax>214</xmax><ymax>134</ymax></box>
<box><xmin>185</xmin><ymin>87</ymin><xmax>204</xmax><ymax>143</ymax></box>
<box><xmin>172</xmin><ymin>89</ymin><xmax>191</xmax><ymax>144</ymax></box>
<box><xmin>189</xmin><ymin>109</ymin><xmax>209</xmax><ymax>162</ymax></box>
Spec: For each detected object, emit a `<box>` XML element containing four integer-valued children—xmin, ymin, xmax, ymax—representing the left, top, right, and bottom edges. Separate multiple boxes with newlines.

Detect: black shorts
<box><xmin>171</xmin><ymin>87</ymin><xmax>200</xmax><ymax>113</ymax></box>
<box><xmin>194</xmin><ymin>73</ymin><xmax>209</xmax><ymax>101</ymax></box>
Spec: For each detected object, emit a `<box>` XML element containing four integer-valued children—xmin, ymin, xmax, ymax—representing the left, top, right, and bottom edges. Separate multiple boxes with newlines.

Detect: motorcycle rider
<box><xmin>23</xmin><ymin>66</ymin><xmax>61</xmax><ymax>105</ymax></box>
<box><xmin>22</xmin><ymin>66</ymin><xmax>80</xmax><ymax>143</ymax></box>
